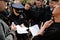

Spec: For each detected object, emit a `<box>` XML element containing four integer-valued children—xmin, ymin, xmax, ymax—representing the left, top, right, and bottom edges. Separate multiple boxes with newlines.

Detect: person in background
<box><xmin>0</xmin><ymin>0</ymin><xmax>5</xmax><ymax>12</ymax></box>
<box><xmin>10</xmin><ymin>2</ymin><xmax>25</xmax><ymax>25</ymax></box>
<box><xmin>44</xmin><ymin>0</ymin><xmax>59</xmax><ymax>21</ymax></box>
<box><xmin>11</xmin><ymin>3</ymin><xmax>31</xmax><ymax>40</ymax></box>
<box><xmin>31</xmin><ymin>0</ymin><xmax>45</xmax><ymax>27</ymax></box>
<box><xmin>23</xmin><ymin>3</ymin><xmax>33</xmax><ymax>27</ymax></box>
<box><xmin>30</xmin><ymin>1</ymin><xmax>36</xmax><ymax>8</ymax></box>
<box><xmin>32</xmin><ymin>0</ymin><xmax>60</xmax><ymax>40</ymax></box>
<box><xmin>0</xmin><ymin>0</ymin><xmax>11</xmax><ymax>26</ymax></box>
<box><xmin>42</xmin><ymin>1</ymin><xmax>46</xmax><ymax>8</ymax></box>
<box><xmin>44</xmin><ymin>0</ymin><xmax>53</xmax><ymax>22</ymax></box>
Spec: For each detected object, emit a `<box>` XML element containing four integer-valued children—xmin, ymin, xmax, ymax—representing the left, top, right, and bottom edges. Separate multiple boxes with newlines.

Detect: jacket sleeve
<box><xmin>32</xmin><ymin>35</ymin><xmax>44</xmax><ymax>40</ymax></box>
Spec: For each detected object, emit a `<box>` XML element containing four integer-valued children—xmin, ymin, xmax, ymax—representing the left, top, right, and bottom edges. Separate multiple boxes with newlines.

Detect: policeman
<box><xmin>11</xmin><ymin>3</ymin><xmax>29</xmax><ymax>40</ymax></box>
<box><xmin>11</xmin><ymin>3</ymin><xmax>25</xmax><ymax>25</ymax></box>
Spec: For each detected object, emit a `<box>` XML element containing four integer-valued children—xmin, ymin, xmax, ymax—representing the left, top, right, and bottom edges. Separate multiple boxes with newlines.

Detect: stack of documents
<box><xmin>16</xmin><ymin>25</ymin><xmax>28</xmax><ymax>34</ymax></box>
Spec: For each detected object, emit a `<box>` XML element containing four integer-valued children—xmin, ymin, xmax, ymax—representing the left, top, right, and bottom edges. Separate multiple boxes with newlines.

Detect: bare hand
<box><xmin>15</xmin><ymin>13</ymin><xmax>19</xmax><ymax>16</ymax></box>
<box><xmin>38</xmin><ymin>20</ymin><xmax>53</xmax><ymax>35</ymax></box>
<box><xmin>11</xmin><ymin>24</ymin><xmax>17</xmax><ymax>31</ymax></box>
<box><xmin>43</xmin><ymin>20</ymin><xmax>53</xmax><ymax>29</ymax></box>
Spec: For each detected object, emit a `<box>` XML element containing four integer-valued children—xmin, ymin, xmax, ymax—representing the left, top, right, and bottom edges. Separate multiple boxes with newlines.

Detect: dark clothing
<box><xmin>16</xmin><ymin>31</ymin><xmax>29</xmax><ymax>40</ymax></box>
<box><xmin>10</xmin><ymin>13</ymin><xmax>20</xmax><ymax>25</ymax></box>
<box><xmin>10</xmin><ymin>8</ymin><xmax>29</xmax><ymax>40</ymax></box>
<box><xmin>23</xmin><ymin>9</ymin><xmax>33</xmax><ymax>27</ymax></box>
<box><xmin>44</xmin><ymin>6</ymin><xmax>53</xmax><ymax>21</ymax></box>
<box><xmin>10</xmin><ymin>5</ymin><xmax>26</xmax><ymax>25</ymax></box>
<box><xmin>10</xmin><ymin>11</ymin><xmax>26</xmax><ymax>25</ymax></box>
<box><xmin>32</xmin><ymin>22</ymin><xmax>60</xmax><ymax>40</ymax></box>
<box><xmin>32</xmin><ymin>7</ymin><xmax>45</xmax><ymax>22</ymax></box>
<box><xmin>0</xmin><ymin>9</ymin><xmax>11</xmax><ymax>26</ymax></box>
<box><xmin>23</xmin><ymin>9</ymin><xmax>33</xmax><ymax>21</ymax></box>
<box><xmin>31</xmin><ymin>6</ymin><xmax>45</xmax><ymax>26</ymax></box>
<box><xmin>10</xmin><ymin>3</ymin><xmax>26</xmax><ymax>25</ymax></box>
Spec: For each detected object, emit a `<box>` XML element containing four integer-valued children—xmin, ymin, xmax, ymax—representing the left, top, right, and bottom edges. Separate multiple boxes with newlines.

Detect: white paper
<box><xmin>16</xmin><ymin>25</ymin><xmax>28</xmax><ymax>34</ymax></box>
<box><xmin>29</xmin><ymin>24</ymin><xmax>39</xmax><ymax>36</ymax></box>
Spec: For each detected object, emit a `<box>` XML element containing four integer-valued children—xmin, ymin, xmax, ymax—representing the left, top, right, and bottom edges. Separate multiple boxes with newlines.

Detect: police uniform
<box><xmin>11</xmin><ymin>3</ymin><xmax>29</xmax><ymax>40</ymax></box>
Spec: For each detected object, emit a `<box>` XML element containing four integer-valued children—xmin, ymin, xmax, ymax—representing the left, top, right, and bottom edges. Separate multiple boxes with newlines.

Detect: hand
<box><xmin>42</xmin><ymin>20</ymin><xmax>53</xmax><ymax>29</ymax></box>
<box><xmin>11</xmin><ymin>24</ymin><xmax>17</xmax><ymax>31</ymax></box>
<box><xmin>15</xmin><ymin>13</ymin><xmax>19</xmax><ymax>16</ymax></box>
<box><xmin>38</xmin><ymin>20</ymin><xmax>53</xmax><ymax>35</ymax></box>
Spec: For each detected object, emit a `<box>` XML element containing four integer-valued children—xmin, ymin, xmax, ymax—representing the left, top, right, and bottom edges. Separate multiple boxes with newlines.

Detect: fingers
<box><xmin>48</xmin><ymin>20</ymin><xmax>53</xmax><ymax>24</ymax></box>
<box><xmin>44</xmin><ymin>20</ymin><xmax>53</xmax><ymax>25</ymax></box>
<box><xmin>48</xmin><ymin>20</ymin><xmax>53</xmax><ymax>23</ymax></box>
<box><xmin>43</xmin><ymin>20</ymin><xmax>53</xmax><ymax>29</ymax></box>
<box><xmin>46</xmin><ymin>20</ymin><xmax>53</xmax><ymax>25</ymax></box>
<box><xmin>40</xmin><ymin>22</ymin><xmax>44</xmax><ymax>28</ymax></box>
<box><xmin>49</xmin><ymin>20</ymin><xmax>53</xmax><ymax>24</ymax></box>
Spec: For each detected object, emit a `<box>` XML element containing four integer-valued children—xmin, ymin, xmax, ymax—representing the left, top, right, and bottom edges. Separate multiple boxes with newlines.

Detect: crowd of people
<box><xmin>0</xmin><ymin>0</ymin><xmax>60</xmax><ymax>40</ymax></box>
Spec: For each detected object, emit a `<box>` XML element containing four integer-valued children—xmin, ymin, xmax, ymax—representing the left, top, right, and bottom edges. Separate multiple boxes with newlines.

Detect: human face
<box><xmin>24</xmin><ymin>4</ymin><xmax>31</xmax><ymax>10</ymax></box>
<box><xmin>36</xmin><ymin>1</ymin><xmax>42</xmax><ymax>8</ymax></box>
<box><xmin>49</xmin><ymin>1</ymin><xmax>58</xmax><ymax>8</ymax></box>
<box><xmin>0</xmin><ymin>1</ymin><xmax>5</xmax><ymax>12</ymax></box>
<box><xmin>30</xmin><ymin>1</ymin><xmax>35</xmax><ymax>6</ymax></box>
